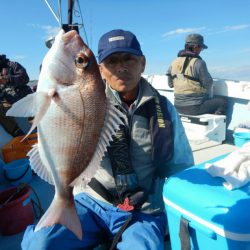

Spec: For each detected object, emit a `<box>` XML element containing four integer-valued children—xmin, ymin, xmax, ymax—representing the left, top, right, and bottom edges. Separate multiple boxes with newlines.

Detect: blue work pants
<box><xmin>21</xmin><ymin>193</ymin><xmax>167</xmax><ymax>250</ymax></box>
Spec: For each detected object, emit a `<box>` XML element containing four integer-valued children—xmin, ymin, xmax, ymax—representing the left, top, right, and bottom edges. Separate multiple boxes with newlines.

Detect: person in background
<box><xmin>167</xmin><ymin>33</ymin><xmax>227</xmax><ymax>116</ymax></box>
<box><xmin>21</xmin><ymin>29</ymin><xmax>194</xmax><ymax>250</ymax></box>
<box><xmin>0</xmin><ymin>54</ymin><xmax>32</xmax><ymax>136</ymax></box>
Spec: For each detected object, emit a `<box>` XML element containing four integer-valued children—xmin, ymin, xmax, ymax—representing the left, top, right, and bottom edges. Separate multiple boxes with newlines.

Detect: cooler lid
<box><xmin>163</xmin><ymin>155</ymin><xmax>250</xmax><ymax>240</ymax></box>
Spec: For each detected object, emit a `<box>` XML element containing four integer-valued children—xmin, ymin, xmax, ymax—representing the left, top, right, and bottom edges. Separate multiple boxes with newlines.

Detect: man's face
<box><xmin>99</xmin><ymin>52</ymin><xmax>145</xmax><ymax>94</ymax></box>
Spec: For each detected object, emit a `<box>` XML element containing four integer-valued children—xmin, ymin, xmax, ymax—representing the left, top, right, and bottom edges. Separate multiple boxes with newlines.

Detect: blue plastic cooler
<box><xmin>163</xmin><ymin>155</ymin><xmax>250</xmax><ymax>250</ymax></box>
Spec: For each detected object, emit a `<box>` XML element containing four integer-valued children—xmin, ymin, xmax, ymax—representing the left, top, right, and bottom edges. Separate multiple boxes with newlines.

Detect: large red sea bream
<box><xmin>7</xmin><ymin>29</ymin><xmax>124</xmax><ymax>239</ymax></box>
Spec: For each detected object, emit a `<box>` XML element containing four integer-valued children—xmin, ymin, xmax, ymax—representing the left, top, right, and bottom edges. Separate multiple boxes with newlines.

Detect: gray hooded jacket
<box><xmin>74</xmin><ymin>77</ymin><xmax>194</xmax><ymax>214</ymax></box>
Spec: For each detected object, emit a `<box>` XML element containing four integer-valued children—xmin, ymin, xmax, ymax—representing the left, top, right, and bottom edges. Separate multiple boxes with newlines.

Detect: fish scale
<box><xmin>7</xmin><ymin>29</ymin><xmax>125</xmax><ymax>240</ymax></box>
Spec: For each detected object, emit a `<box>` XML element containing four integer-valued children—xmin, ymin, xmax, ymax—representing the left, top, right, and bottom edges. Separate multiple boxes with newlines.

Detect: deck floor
<box><xmin>192</xmin><ymin>141</ymin><xmax>237</xmax><ymax>165</ymax></box>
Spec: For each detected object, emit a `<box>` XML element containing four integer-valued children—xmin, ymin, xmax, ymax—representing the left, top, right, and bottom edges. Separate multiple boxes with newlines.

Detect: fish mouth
<box><xmin>62</xmin><ymin>30</ymin><xmax>84</xmax><ymax>49</ymax></box>
<box><xmin>63</xmin><ymin>30</ymin><xmax>79</xmax><ymax>41</ymax></box>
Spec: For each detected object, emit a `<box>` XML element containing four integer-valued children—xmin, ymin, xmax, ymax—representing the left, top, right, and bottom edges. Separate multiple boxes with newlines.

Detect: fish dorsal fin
<box><xmin>28</xmin><ymin>144</ymin><xmax>54</xmax><ymax>185</ymax></box>
<box><xmin>72</xmin><ymin>100</ymin><xmax>125</xmax><ymax>189</ymax></box>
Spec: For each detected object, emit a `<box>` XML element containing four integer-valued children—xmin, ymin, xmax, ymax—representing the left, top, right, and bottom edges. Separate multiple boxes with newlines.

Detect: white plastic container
<box><xmin>180</xmin><ymin>114</ymin><xmax>226</xmax><ymax>145</ymax></box>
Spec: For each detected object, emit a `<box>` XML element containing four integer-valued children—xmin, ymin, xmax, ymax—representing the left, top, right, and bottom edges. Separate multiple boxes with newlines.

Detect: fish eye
<box><xmin>75</xmin><ymin>51</ymin><xmax>89</xmax><ymax>69</ymax></box>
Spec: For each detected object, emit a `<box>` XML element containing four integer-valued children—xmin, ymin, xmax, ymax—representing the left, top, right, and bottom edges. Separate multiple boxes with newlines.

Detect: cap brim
<box><xmin>202</xmin><ymin>44</ymin><xmax>208</xmax><ymax>49</ymax></box>
<box><xmin>98</xmin><ymin>48</ymin><xmax>143</xmax><ymax>63</ymax></box>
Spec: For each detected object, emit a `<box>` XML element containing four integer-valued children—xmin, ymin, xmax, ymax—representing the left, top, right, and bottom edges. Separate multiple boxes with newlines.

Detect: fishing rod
<box><xmin>44</xmin><ymin>0</ymin><xmax>60</xmax><ymax>24</ymax></box>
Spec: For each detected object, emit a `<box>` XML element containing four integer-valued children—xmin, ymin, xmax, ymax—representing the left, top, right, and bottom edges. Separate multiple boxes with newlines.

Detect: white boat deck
<box><xmin>1</xmin><ymin>74</ymin><xmax>247</xmax><ymax>249</ymax></box>
<box><xmin>0</xmin><ymin>141</ymin><xmax>238</xmax><ymax>250</ymax></box>
<box><xmin>193</xmin><ymin>141</ymin><xmax>237</xmax><ymax>165</ymax></box>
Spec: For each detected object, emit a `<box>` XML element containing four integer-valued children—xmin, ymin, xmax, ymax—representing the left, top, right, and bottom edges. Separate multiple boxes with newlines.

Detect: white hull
<box><xmin>144</xmin><ymin>75</ymin><xmax>250</xmax><ymax>142</ymax></box>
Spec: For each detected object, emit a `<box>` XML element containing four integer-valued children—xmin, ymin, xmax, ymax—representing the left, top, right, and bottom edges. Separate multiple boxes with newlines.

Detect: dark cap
<box><xmin>0</xmin><ymin>54</ymin><xmax>7</xmax><ymax>66</ymax></box>
<box><xmin>98</xmin><ymin>29</ymin><xmax>143</xmax><ymax>63</ymax></box>
<box><xmin>185</xmin><ymin>33</ymin><xmax>208</xmax><ymax>49</ymax></box>
<box><xmin>0</xmin><ymin>54</ymin><xmax>6</xmax><ymax>61</ymax></box>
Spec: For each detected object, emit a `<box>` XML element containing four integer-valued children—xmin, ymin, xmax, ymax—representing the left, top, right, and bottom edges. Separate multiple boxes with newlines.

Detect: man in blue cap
<box><xmin>22</xmin><ymin>29</ymin><xmax>193</xmax><ymax>250</ymax></box>
<box><xmin>167</xmin><ymin>33</ymin><xmax>227</xmax><ymax>115</ymax></box>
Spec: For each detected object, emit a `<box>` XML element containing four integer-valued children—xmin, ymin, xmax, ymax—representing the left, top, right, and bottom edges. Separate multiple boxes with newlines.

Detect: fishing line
<box><xmin>58</xmin><ymin>0</ymin><xmax>62</xmax><ymax>28</ymax></box>
<box><xmin>44</xmin><ymin>0</ymin><xmax>60</xmax><ymax>25</ymax></box>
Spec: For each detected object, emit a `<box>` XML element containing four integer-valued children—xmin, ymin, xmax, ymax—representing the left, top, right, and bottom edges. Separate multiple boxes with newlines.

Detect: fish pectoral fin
<box><xmin>25</xmin><ymin>91</ymin><xmax>53</xmax><ymax>137</ymax></box>
<box><xmin>6</xmin><ymin>92</ymin><xmax>38</xmax><ymax>117</ymax></box>
<box><xmin>35</xmin><ymin>196</ymin><xmax>82</xmax><ymax>240</ymax></box>
<box><xmin>6</xmin><ymin>91</ymin><xmax>52</xmax><ymax>137</ymax></box>
<box><xmin>32</xmin><ymin>91</ymin><xmax>53</xmax><ymax>124</ymax></box>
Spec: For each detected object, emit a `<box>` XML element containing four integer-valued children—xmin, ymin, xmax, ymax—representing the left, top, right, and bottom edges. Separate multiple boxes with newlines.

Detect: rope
<box><xmin>43</xmin><ymin>0</ymin><xmax>60</xmax><ymax>24</ymax></box>
<box><xmin>75</xmin><ymin>0</ymin><xmax>89</xmax><ymax>46</ymax></box>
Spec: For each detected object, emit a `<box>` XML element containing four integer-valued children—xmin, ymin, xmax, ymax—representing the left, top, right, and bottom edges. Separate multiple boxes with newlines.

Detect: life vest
<box><xmin>134</xmin><ymin>88</ymin><xmax>173</xmax><ymax>178</ymax></box>
<box><xmin>170</xmin><ymin>56</ymin><xmax>207</xmax><ymax>94</ymax></box>
<box><xmin>88</xmin><ymin>83</ymin><xmax>174</xmax><ymax>210</ymax></box>
<box><xmin>108</xmin><ymin>87</ymin><xmax>174</xmax><ymax>183</ymax></box>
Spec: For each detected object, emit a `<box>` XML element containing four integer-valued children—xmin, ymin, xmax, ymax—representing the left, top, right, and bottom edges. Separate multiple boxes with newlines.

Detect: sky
<box><xmin>1</xmin><ymin>0</ymin><xmax>250</xmax><ymax>81</ymax></box>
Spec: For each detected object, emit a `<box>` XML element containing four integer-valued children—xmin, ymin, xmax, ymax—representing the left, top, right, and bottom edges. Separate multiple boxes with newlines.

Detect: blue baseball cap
<box><xmin>98</xmin><ymin>29</ymin><xmax>143</xmax><ymax>63</ymax></box>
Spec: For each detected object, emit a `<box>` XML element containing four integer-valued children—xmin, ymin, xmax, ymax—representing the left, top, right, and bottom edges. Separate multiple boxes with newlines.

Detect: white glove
<box><xmin>205</xmin><ymin>142</ymin><xmax>250</xmax><ymax>190</ymax></box>
<box><xmin>205</xmin><ymin>152</ymin><xmax>247</xmax><ymax>177</ymax></box>
<box><xmin>223</xmin><ymin>160</ymin><xmax>250</xmax><ymax>190</ymax></box>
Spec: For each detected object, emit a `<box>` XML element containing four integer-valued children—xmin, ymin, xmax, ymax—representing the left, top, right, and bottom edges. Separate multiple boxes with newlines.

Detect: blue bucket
<box><xmin>233</xmin><ymin>132</ymin><xmax>250</xmax><ymax>147</ymax></box>
<box><xmin>3</xmin><ymin>158</ymin><xmax>32</xmax><ymax>186</ymax></box>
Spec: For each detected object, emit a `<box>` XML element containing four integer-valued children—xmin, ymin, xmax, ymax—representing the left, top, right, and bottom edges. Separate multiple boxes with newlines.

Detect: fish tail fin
<box><xmin>35</xmin><ymin>196</ymin><xmax>82</xmax><ymax>240</ymax></box>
